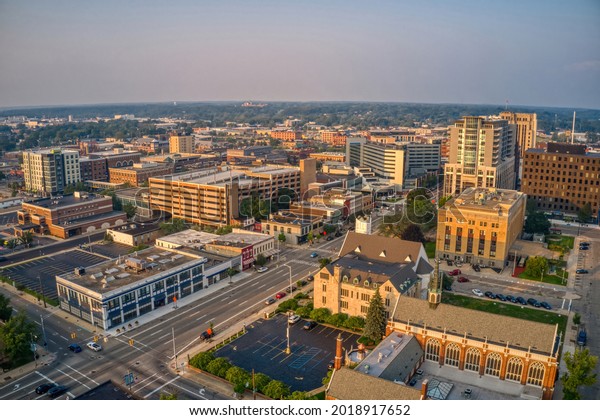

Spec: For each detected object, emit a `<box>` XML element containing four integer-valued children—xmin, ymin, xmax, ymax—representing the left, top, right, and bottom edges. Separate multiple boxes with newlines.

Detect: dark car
<box><xmin>484</xmin><ymin>291</ymin><xmax>495</xmax><ymax>299</ymax></box>
<box><xmin>516</xmin><ymin>296</ymin><xmax>527</xmax><ymax>305</ymax></box>
<box><xmin>327</xmin><ymin>360</ymin><xmax>335</xmax><ymax>370</ymax></box>
<box><xmin>443</xmin><ymin>284</ymin><xmax>452</xmax><ymax>291</ymax></box>
<box><xmin>310</xmin><ymin>252</ymin><xmax>319</xmax><ymax>258</ymax></box>
<box><xmin>35</xmin><ymin>383</ymin><xmax>54</xmax><ymax>395</ymax></box>
<box><xmin>495</xmin><ymin>293</ymin><xmax>506</xmax><ymax>301</ymax></box>
<box><xmin>298</xmin><ymin>280</ymin><xmax>308</xmax><ymax>287</ymax></box>
<box><xmin>326</xmin><ymin>236</ymin><xmax>333</xmax><ymax>241</ymax></box>
<box><xmin>577</xmin><ymin>329</ymin><xmax>587</xmax><ymax>346</ymax></box>
<box><xmin>527</xmin><ymin>298</ymin><xmax>538</xmax><ymax>306</ymax></box>
<box><xmin>200</xmin><ymin>329</ymin><xmax>214</xmax><ymax>340</ymax></box>
<box><xmin>303</xmin><ymin>321</ymin><xmax>318</xmax><ymax>330</ymax></box>
<box><xmin>335</xmin><ymin>231</ymin><xmax>343</xmax><ymax>237</ymax></box>
<box><xmin>446</xmin><ymin>260</ymin><xmax>453</xmax><ymax>266</ymax></box>
<box><xmin>580</xmin><ymin>242</ymin><xmax>590</xmax><ymax>247</ymax></box>
<box><xmin>579</xmin><ymin>246</ymin><xmax>589</xmax><ymax>251</ymax></box>
<box><xmin>472</xmin><ymin>264</ymin><xmax>481</xmax><ymax>272</ymax></box>
<box><xmin>68</xmin><ymin>343</ymin><xmax>82</xmax><ymax>353</ymax></box>
<box><xmin>540</xmin><ymin>302</ymin><xmax>552</xmax><ymax>310</ymax></box>
<box><xmin>47</xmin><ymin>385</ymin><xmax>68</xmax><ymax>399</ymax></box>
<box><xmin>576</xmin><ymin>269</ymin><xmax>589</xmax><ymax>274</ymax></box>
<box><xmin>285</xmin><ymin>285</ymin><xmax>297</xmax><ymax>293</ymax></box>
<box><xmin>506</xmin><ymin>295</ymin><xmax>517</xmax><ymax>303</ymax></box>
<box><xmin>457</xmin><ymin>276</ymin><xmax>469</xmax><ymax>283</ymax></box>
<box><xmin>307</xmin><ymin>275</ymin><xmax>314</xmax><ymax>282</ymax></box>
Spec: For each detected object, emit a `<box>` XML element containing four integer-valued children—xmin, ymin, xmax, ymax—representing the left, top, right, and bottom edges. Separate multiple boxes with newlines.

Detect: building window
<box><xmin>485</xmin><ymin>352</ymin><xmax>502</xmax><ymax>377</ymax></box>
<box><xmin>360</xmin><ymin>305</ymin><xmax>368</xmax><ymax>314</ymax></box>
<box><xmin>322</xmin><ymin>296</ymin><xmax>326</xmax><ymax>305</ymax></box>
<box><xmin>384</xmin><ymin>285</ymin><xmax>392</xmax><ymax>292</ymax></box>
<box><xmin>425</xmin><ymin>339</ymin><xmax>440</xmax><ymax>362</ymax></box>
<box><xmin>506</xmin><ymin>357</ymin><xmax>523</xmax><ymax>382</ymax></box>
<box><xmin>527</xmin><ymin>361</ymin><xmax>545</xmax><ymax>387</ymax></box>
<box><xmin>340</xmin><ymin>300</ymin><xmax>348</xmax><ymax>309</ymax></box>
<box><xmin>320</xmin><ymin>272</ymin><xmax>329</xmax><ymax>280</ymax></box>
<box><xmin>341</xmin><ymin>288</ymin><xmax>349</xmax><ymax>297</ymax></box>
<box><xmin>464</xmin><ymin>348</ymin><xmax>480</xmax><ymax>372</ymax></box>
<box><xmin>444</xmin><ymin>343</ymin><xmax>460</xmax><ymax>368</ymax></box>
<box><xmin>322</xmin><ymin>284</ymin><xmax>326</xmax><ymax>292</ymax></box>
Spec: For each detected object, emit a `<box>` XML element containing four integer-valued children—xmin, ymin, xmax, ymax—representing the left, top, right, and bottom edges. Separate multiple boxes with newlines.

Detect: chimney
<box><xmin>420</xmin><ymin>379</ymin><xmax>429</xmax><ymax>400</ymax></box>
<box><xmin>334</xmin><ymin>333</ymin><xmax>343</xmax><ymax>370</ymax></box>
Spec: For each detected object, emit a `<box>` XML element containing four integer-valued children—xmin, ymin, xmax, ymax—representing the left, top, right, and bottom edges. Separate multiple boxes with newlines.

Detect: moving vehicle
<box><xmin>265</xmin><ymin>297</ymin><xmax>276</xmax><ymax>305</ymax></box>
<box><xmin>310</xmin><ymin>252</ymin><xmax>319</xmax><ymax>258</ymax></box>
<box><xmin>47</xmin><ymin>385</ymin><xmax>68</xmax><ymax>399</ymax></box>
<box><xmin>256</xmin><ymin>266</ymin><xmax>269</xmax><ymax>273</ymax></box>
<box><xmin>86</xmin><ymin>342</ymin><xmax>102</xmax><ymax>352</ymax></box>
<box><xmin>303</xmin><ymin>321</ymin><xmax>318</xmax><ymax>330</ymax></box>
<box><xmin>471</xmin><ymin>289</ymin><xmax>484</xmax><ymax>297</ymax></box>
<box><xmin>68</xmin><ymin>343</ymin><xmax>82</xmax><ymax>353</ymax></box>
<box><xmin>200</xmin><ymin>328</ymin><xmax>214</xmax><ymax>340</ymax></box>
<box><xmin>35</xmin><ymin>383</ymin><xmax>55</xmax><ymax>395</ymax></box>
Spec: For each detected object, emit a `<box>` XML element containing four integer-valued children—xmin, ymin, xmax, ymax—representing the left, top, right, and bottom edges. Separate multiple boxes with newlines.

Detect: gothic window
<box><xmin>505</xmin><ymin>357</ymin><xmax>523</xmax><ymax>382</ymax></box>
<box><xmin>425</xmin><ymin>339</ymin><xmax>440</xmax><ymax>362</ymax></box>
<box><xmin>485</xmin><ymin>352</ymin><xmax>502</xmax><ymax>377</ymax></box>
<box><xmin>527</xmin><ymin>361</ymin><xmax>545</xmax><ymax>387</ymax></box>
<box><xmin>444</xmin><ymin>343</ymin><xmax>460</xmax><ymax>368</ymax></box>
<box><xmin>464</xmin><ymin>348</ymin><xmax>480</xmax><ymax>372</ymax></box>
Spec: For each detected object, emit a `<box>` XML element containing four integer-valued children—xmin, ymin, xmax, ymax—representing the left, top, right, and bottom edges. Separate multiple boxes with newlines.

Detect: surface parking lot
<box><xmin>215</xmin><ymin>314</ymin><xmax>360</xmax><ymax>392</ymax></box>
<box><xmin>88</xmin><ymin>242</ymin><xmax>135</xmax><ymax>259</ymax></box>
<box><xmin>0</xmin><ymin>249</ymin><xmax>108</xmax><ymax>300</ymax></box>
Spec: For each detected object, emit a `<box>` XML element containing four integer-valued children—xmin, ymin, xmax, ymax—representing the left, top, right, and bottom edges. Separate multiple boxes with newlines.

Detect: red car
<box><xmin>457</xmin><ymin>276</ymin><xmax>469</xmax><ymax>283</ymax></box>
<box><xmin>275</xmin><ymin>292</ymin><xmax>287</xmax><ymax>299</ymax></box>
<box><xmin>448</xmin><ymin>269</ymin><xmax>461</xmax><ymax>276</ymax></box>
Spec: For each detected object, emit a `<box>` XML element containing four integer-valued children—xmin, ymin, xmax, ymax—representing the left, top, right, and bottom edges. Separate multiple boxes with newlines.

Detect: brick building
<box><xmin>109</xmin><ymin>163</ymin><xmax>173</xmax><ymax>187</ymax></box>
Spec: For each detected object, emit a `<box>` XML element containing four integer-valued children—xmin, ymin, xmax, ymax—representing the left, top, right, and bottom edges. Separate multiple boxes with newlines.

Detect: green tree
<box><xmin>344</xmin><ymin>316</ymin><xmax>365</xmax><ymax>332</ymax></box>
<box><xmin>524</xmin><ymin>256</ymin><xmax>548</xmax><ymax>278</ymax></box>
<box><xmin>226</xmin><ymin>267</ymin><xmax>237</xmax><ymax>284</ymax></box>
<box><xmin>438</xmin><ymin>195</ymin><xmax>453</xmax><ymax>209</ymax></box>
<box><xmin>0</xmin><ymin>294</ymin><xmax>12</xmax><ymax>322</ymax></box>
<box><xmin>262</xmin><ymin>380</ymin><xmax>290</xmax><ymax>399</ymax></box>
<box><xmin>255</xmin><ymin>253</ymin><xmax>267</xmax><ymax>267</ymax></box>
<box><xmin>577</xmin><ymin>203</ymin><xmax>593</xmax><ymax>223</ymax></box>
<box><xmin>239</xmin><ymin>193</ymin><xmax>271</xmax><ymax>221</ymax></box>
<box><xmin>286</xmin><ymin>391</ymin><xmax>315</xmax><ymax>400</ymax></box>
<box><xmin>18</xmin><ymin>231</ymin><xmax>34</xmax><ymax>248</ymax></box>
<box><xmin>278</xmin><ymin>232</ymin><xmax>286</xmax><ymax>242</ymax></box>
<box><xmin>309</xmin><ymin>307</ymin><xmax>331</xmax><ymax>323</ymax></box>
<box><xmin>0</xmin><ymin>311</ymin><xmax>38</xmax><ymax>364</ymax></box>
<box><xmin>160</xmin><ymin>218</ymin><xmax>187</xmax><ymax>234</ymax></box>
<box><xmin>524</xmin><ymin>212</ymin><xmax>551</xmax><ymax>234</ymax></box>
<box><xmin>159</xmin><ymin>392</ymin><xmax>178</xmax><ymax>400</ymax></box>
<box><xmin>189</xmin><ymin>351</ymin><xmax>215</xmax><ymax>371</ymax></box>
<box><xmin>363</xmin><ymin>288</ymin><xmax>386</xmax><ymax>343</ymax></box>
<box><xmin>295</xmin><ymin>305</ymin><xmax>312</xmax><ymax>318</ymax></box>
<box><xmin>253</xmin><ymin>373</ymin><xmax>272</xmax><ymax>394</ymax></box>
<box><xmin>318</xmin><ymin>257</ymin><xmax>331</xmax><ymax>268</ymax></box>
<box><xmin>216</xmin><ymin>225</ymin><xmax>233</xmax><ymax>235</ymax></box>
<box><xmin>322</xmin><ymin>369</ymin><xmax>334</xmax><ymax>386</ymax></box>
<box><xmin>400</xmin><ymin>224</ymin><xmax>425</xmax><ymax>243</ymax></box>
<box><xmin>225</xmin><ymin>366</ymin><xmax>251</xmax><ymax>392</ymax></box>
<box><xmin>561</xmin><ymin>348</ymin><xmax>598</xmax><ymax>400</ymax></box>
<box><xmin>276</xmin><ymin>299</ymin><xmax>298</xmax><ymax>313</ymax></box>
<box><xmin>573</xmin><ymin>313</ymin><xmax>581</xmax><ymax>326</ymax></box>
<box><xmin>526</xmin><ymin>198</ymin><xmax>538</xmax><ymax>216</ymax></box>
<box><xmin>5</xmin><ymin>238</ymin><xmax>19</xmax><ymax>250</ymax></box>
<box><xmin>123</xmin><ymin>202</ymin><xmax>137</xmax><ymax>218</ymax></box>
<box><xmin>306</xmin><ymin>232</ymin><xmax>314</xmax><ymax>243</ymax></box>
<box><xmin>325</xmin><ymin>313</ymin><xmax>348</xmax><ymax>328</ymax></box>
<box><xmin>205</xmin><ymin>358</ymin><xmax>232</xmax><ymax>378</ymax></box>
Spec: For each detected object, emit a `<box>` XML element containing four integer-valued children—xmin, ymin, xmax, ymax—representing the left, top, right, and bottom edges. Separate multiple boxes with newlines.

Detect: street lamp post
<box><xmin>283</xmin><ymin>264</ymin><xmax>293</xmax><ymax>355</ymax></box>
<box><xmin>37</xmin><ymin>275</ymin><xmax>47</xmax><ymax>308</ymax></box>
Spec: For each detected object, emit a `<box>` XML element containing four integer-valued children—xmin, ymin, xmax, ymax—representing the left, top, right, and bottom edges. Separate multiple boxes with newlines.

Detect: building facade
<box><xmin>320</xmin><ymin>131</ymin><xmax>347</xmax><ymax>147</ymax></box>
<box><xmin>169</xmin><ymin>135</ymin><xmax>194</xmax><ymax>154</ymax></box>
<box><xmin>79</xmin><ymin>156</ymin><xmax>108</xmax><ymax>182</ymax></box>
<box><xmin>23</xmin><ymin>149</ymin><xmax>81</xmax><ymax>195</ymax></box>
<box><xmin>436</xmin><ymin>187</ymin><xmax>526</xmax><ymax>267</ymax></box>
<box><xmin>269</xmin><ymin>131</ymin><xmax>302</xmax><ymax>141</ymax></box>
<box><xmin>261</xmin><ymin>213</ymin><xmax>323</xmax><ymax>245</ymax></box>
<box><xmin>521</xmin><ymin>143</ymin><xmax>600</xmax><ymax>220</ymax></box>
<box><xmin>444</xmin><ymin>116</ymin><xmax>516</xmax><ymax>196</ymax></box>
<box><xmin>108</xmin><ymin>163</ymin><xmax>173</xmax><ymax>187</ymax></box>
<box><xmin>499</xmin><ymin>111</ymin><xmax>537</xmax><ymax>158</ymax></box>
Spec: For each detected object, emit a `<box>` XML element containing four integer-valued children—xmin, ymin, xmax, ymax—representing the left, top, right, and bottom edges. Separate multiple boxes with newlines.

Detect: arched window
<box><xmin>116</xmin><ymin>162</ymin><xmax>121</xmax><ymax>168</ymax></box>
<box><xmin>527</xmin><ymin>361</ymin><xmax>545</xmax><ymax>387</ymax></box>
<box><xmin>506</xmin><ymin>357</ymin><xmax>523</xmax><ymax>382</ymax></box>
<box><xmin>485</xmin><ymin>352</ymin><xmax>502</xmax><ymax>377</ymax></box>
<box><xmin>444</xmin><ymin>343</ymin><xmax>460</xmax><ymax>368</ymax></box>
<box><xmin>425</xmin><ymin>339</ymin><xmax>440</xmax><ymax>362</ymax></box>
<box><xmin>464</xmin><ymin>348</ymin><xmax>480</xmax><ymax>372</ymax></box>
<box><xmin>342</xmin><ymin>275</ymin><xmax>349</xmax><ymax>283</ymax></box>
<box><xmin>364</xmin><ymin>280</ymin><xmax>370</xmax><ymax>287</ymax></box>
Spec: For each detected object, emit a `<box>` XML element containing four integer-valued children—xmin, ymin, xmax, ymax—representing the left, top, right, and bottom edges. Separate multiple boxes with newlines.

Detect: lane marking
<box><xmin>144</xmin><ymin>376</ymin><xmax>180</xmax><ymax>399</ymax></box>
<box><xmin>54</xmin><ymin>367</ymin><xmax>91</xmax><ymax>389</ymax></box>
<box><xmin>148</xmin><ymin>329</ymin><xmax>165</xmax><ymax>337</ymax></box>
<box><xmin>63</xmin><ymin>363</ymin><xmax>100</xmax><ymax>385</ymax></box>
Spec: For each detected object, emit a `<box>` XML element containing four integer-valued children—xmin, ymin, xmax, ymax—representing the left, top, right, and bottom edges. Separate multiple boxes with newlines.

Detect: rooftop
<box><xmin>107</xmin><ymin>223</ymin><xmax>161</xmax><ymax>236</ymax></box>
<box><xmin>211</xmin><ymin>230</ymin><xmax>272</xmax><ymax>248</ymax></box>
<box><xmin>327</xmin><ymin>368</ymin><xmax>422</xmax><ymax>400</ymax></box>
<box><xmin>447</xmin><ymin>187</ymin><xmax>524</xmax><ymax>212</ymax></box>
<box><xmin>157</xmin><ymin>229</ymin><xmax>219</xmax><ymax>249</ymax></box>
<box><xmin>25</xmin><ymin>192</ymin><xmax>110</xmax><ymax>210</ymax></box>
<box><xmin>58</xmin><ymin>246</ymin><xmax>204</xmax><ymax>295</ymax></box>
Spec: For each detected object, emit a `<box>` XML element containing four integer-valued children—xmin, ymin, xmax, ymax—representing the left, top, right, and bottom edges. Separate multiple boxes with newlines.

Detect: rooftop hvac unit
<box><xmin>74</xmin><ymin>267</ymin><xmax>86</xmax><ymax>276</ymax></box>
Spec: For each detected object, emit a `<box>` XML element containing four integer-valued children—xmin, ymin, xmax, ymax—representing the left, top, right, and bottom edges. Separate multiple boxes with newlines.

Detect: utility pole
<box><xmin>172</xmin><ymin>327</ymin><xmax>177</xmax><ymax>372</ymax></box>
<box><xmin>40</xmin><ymin>314</ymin><xmax>47</xmax><ymax>347</ymax></box>
<box><xmin>37</xmin><ymin>275</ymin><xmax>47</xmax><ymax>308</ymax></box>
<box><xmin>283</xmin><ymin>264</ymin><xmax>293</xmax><ymax>355</ymax></box>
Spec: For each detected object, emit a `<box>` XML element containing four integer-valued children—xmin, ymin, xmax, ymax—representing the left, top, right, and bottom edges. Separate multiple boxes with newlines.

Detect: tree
<box><xmin>309</xmin><ymin>307</ymin><xmax>331</xmax><ymax>323</ymax></box>
<box><xmin>524</xmin><ymin>256</ymin><xmax>548</xmax><ymax>279</ymax></box>
<box><xmin>225</xmin><ymin>366</ymin><xmax>251</xmax><ymax>392</ymax></box>
<box><xmin>306</xmin><ymin>232</ymin><xmax>314</xmax><ymax>244</ymax></box>
<box><xmin>363</xmin><ymin>288</ymin><xmax>386</xmax><ymax>343</ymax></box>
<box><xmin>18</xmin><ymin>231</ymin><xmax>34</xmax><ymax>248</ymax></box>
<box><xmin>524</xmin><ymin>212</ymin><xmax>551</xmax><ymax>235</ymax></box>
<box><xmin>278</xmin><ymin>232</ymin><xmax>286</xmax><ymax>242</ymax></box>
<box><xmin>189</xmin><ymin>351</ymin><xmax>215</xmax><ymax>371</ymax></box>
<box><xmin>160</xmin><ymin>218</ymin><xmax>187</xmax><ymax>234</ymax></box>
<box><xmin>573</xmin><ymin>313</ymin><xmax>581</xmax><ymax>326</ymax></box>
<box><xmin>286</xmin><ymin>391</ymin><xmax>315</xmax><ymax>400</ymax></box>
<box><xmin>239</xmin><ymin>193</ymin><xmax>272</xmax><ymax>221</ymax></box>
<box><xmin>276</xmin><ymin>187</ymin><xmax>296</xmax><ymax>210</ymax></box>
<box><xmin>0</xmin><ymin>311</ymin><xmax>38</xmax><ymax>365</ymax></box>
<box><xmin>577</xmin><ymin>203</ymin><xmax>593</xmax><ymax>223</ymax></box>
<box><xmin>262</xmin><ymin>380</ymin><xmax>290</xmax><ymax>399</ymax></box>
<box><xmin>123</xmin><ymin>202</ymin><xmax>137</xmax><ymax>218</ymax></box>
<box><xmin>159</xmin><ymin>392</ymin><xmax>178</xmax><ymax>400</ymax></box>
<box><xmin>345</xmin><ymin>316</ymin><xmax>365</xmax><ymax>332</ymax></box>
<box><xmin>438</xmin><ymin>195</ymin><xmax>452</xmax><ymax>209</ymax></box>
<box><xmin>255</xmin><ymin>253</ymin><xmax>267</xmax><ymax>267</ymax></box>
<box><xmin>226</xmin><ymin>267</ymin><xmax>237</xmax><ymax>284</ymax></box>
<box><xmin>318</xmin><ymin>257</ymin><xmax>331</xmax><ymax>268</ymax></box>
<box><xmin>0</xmin><ymin>293</ymin><xmax>12</xmax><ymax>322</ymax></box>
<box><xmin>253</xmin><ymin>372</ymin><xmax>272</xmax><ymax>394</ymax></box>
<box><xmin>526</xmin><ymin>198</ymin><xmax>538</xmax><ymax>216</ymax></box>
<box><xmin>216</xmin><ymin>225</ymin><xmax>233</xmax><ymax>235</ymax></box>
<box><xmin>5</xmin><ymin>238</ymin><xmax>18</xmax><ymax>250</ymax></box>
<box><xmin>561</xmin><ymin>348</ymin><xmax>598</xmax><ymax>400</ymax></box>
<box><xmin>400</xmin><ymin>224</ymin><xmax>425</xmax><ymax>243</ymax></box>
<box><xmin>205</xmin><ymin>358</ymin><xmax>232</xmax><ymax>378</ymax></box>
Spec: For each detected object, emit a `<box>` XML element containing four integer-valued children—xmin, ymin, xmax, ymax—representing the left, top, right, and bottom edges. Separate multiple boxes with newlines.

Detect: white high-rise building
<box><xmin>23</xmin><ymin>149</ymin><xmax>81</xmax><ymax>195</ymax></box>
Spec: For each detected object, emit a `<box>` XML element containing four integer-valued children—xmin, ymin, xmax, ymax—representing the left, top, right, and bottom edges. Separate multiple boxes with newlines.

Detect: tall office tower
<box><xmin>499</xmin><ymin>111</ymin><xmax>537</xmax><ymax>180</ymax></box>
<box><xmin>169</xmin><ymin>135</ymin><xmax>194</xmax><ymax>154</ymax></box>
<box><xmin>23</xmin><ymin>149</ymin><xmax>81</xmax><ymax>195</ymax></box>
<box><xmin>443</xmin><ymin>116</ymin><xmax>516</xmax><ymax>197</ymax></box>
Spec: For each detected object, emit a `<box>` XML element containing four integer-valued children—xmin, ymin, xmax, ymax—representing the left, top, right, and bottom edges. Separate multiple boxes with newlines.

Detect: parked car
<box><xmin>303</xmin><ymin>321</ymin><xmax>318</xmax><ymax>330</ymax></box>
<box><xmin>448</xmin><ymin>269</ymin><xmax>461</xmax><ymax>276</ymax></box>
<box><xmin>454</xmin><ymin>262</ymin><xmax>463</xmax><ymax>267</ymax></box>
<box><xmin>472</xmin><ymin>264</ymin><xmax>481</xmax><ymax>272</ymax></box>
<box><xmin>446</xmin><ymin>260</ymin><xmax>453</xmax><ymax>266</ymax></box>
<box><xmin>484</xmin><ymin>291</ymin><xmax>495</xmax><ymax>299</ymax></box>
<box><xmin>576</xmin><ymin>269</ymin><xmax>589</xmax><ymax>274</ymax></box>
<box><xmin>327</xmin><ymin>360</ymin><xmax>335</xmax><ymax>370</ymax></box>
<box><xmin>200</xmin><ymin>328</ymin><xmax>214</xmax><ymax>340</ymax></box>
<box><xmin>577</xmin><ymin>329</ymin><xmax>587</xmax><ymax>346</ymax></box>
<box><xmin>443</xmin><ymin>284</ymin><xmax>452</xmax><ymax>291</ymax></box>
<box><xmin>298</xmin><ymin>280</ymin><xmax>308</xmax><ymax>287</ymax></box>
<box><xmin>526</xmin><ymin>298</ymin><xmax>538</xmax><ymax>306</ymax></box>
<box><xmin>256</xmin><ymin>266</ymin><xmax>269</xmax><ymax>273</ymax></box>
<box><xmin>326</xmin><ymin>236</ymin><xmax>333</xmax><ymax>241</ymax></box>
<box><xmin>307</xmin><ymin>275</ymin><xmax>314</xmax><ymax>282</ymax></box>
<box><xmin>495</xmin><ymin>293</ymin><xmax>506</xmax><ymax>301</ymax></box>
<box><xmin>310</xmin><ymin>252</ymin><xmax>319</xmax><ymax>258</ymax></box>
<box><xmin>334</xmin><ymin>231</ymin><xmax>343</xmax><ymax>237</ymax></box>
<box><xmin>471</xmin><ymin>289</ymin><xmax>484</xmax><ymax>297</ymax></box>
<box><xmin>275</xmin><ymin>292</ymin><xmax>287</xmax><ymax>299</ymax></box>
<box><xmin>47</xmin><ymin>385</ymin><xmax>68</xmax><ymax>399</ymax></box>
<box><xmin>580</xmin><ymin>242</ymin><xmax>590</xmax><ymax>247</ymax></box>
<box><xmin>265</xmin><ymin>297</ymin><xmax>276</xmax><ymax>305</ymax></box>
<box><xmin>288</xmin><ymin>314</ymin><xmax>301</xmax><ymax>324</ymax></box>
<box><xmin>68</xmin><ymin>343</ymin><xmax>82</xmax><ymax>353</ymax></box>
<box><xmin>35</xmin><ymin>383</ymin><xmax>55</xmax><ymax>395</ymax></box>
<box><xmin>506</xmin><ymin>295</ymin><xmax>517</xmax><ymax>303</ymax></box>
<box><xmin>86</xmin><ymin>342</ymin><xmax>102</xmax><ymax>352</ymax></box>
<box><xmin>516</xmin><ymin>296</ymin><xmax>527</xmax><ymax>305</ymax></box>
<box><xmin>579</xmin><ymin>246</ymin><xmax>589</xmax><ymax>251</ymax></box>
<box><xmin>285</xmin><ymin>285</ymin><xmax>297</xmax><ymax>293</ymax></box>
<box><xmin>457</xmin><ymin>276</ymin><xmax>469</xmax><ymax>283</ymax></box>
<box><xmin>540</xmin><ymin>302</ymin><xmax>552</xmax><ymax>310</ymax></box>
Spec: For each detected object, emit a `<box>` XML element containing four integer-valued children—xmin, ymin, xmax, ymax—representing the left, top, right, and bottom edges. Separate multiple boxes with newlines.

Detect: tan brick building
<box><xmin>109</xmin><ymin>163</ymin><xmax>173</xmax><ymax>187</ymax></box>
<box><xmin>269</xmin><ymin>131</ymin><xmax>302</xmax><ymax>141</ymax></box>
<box><xmin>169</xmin><ymin>135</ymin><xmax>194</xmax><ymax>154</ymax></box>
<box><xmin>436</xmin><ymin>187</ymin><xmax>526</xmax><ymax>267</ymax></box>
<box><xmin>320</xmin><ymin>131</ymin><xmax>347</xmax><ymax>147</ymax></box>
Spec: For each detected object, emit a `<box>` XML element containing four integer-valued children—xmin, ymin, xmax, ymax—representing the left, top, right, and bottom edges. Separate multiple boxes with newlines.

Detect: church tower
<box><xmin>428</xmin><ymin>259</ymin><xmax>442</xmax><ymax>309</ymax></box>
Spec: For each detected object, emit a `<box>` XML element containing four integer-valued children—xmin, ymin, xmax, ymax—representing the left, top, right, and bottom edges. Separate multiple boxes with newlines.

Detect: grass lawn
<box><xmin>518</xmin><ymin>271</ymin><xmax>566</xmax><ymax>285</ymax></box>
<box><xmin>442</xmin><ymin>293</ymin><xmax>567</xmax><ymax>333</ymax></box>
<box><xmin>546</xmin><ymin>234</ymin><xmax>574</xmax><ymax>251</ymax></box>
<box><xmin>425</xmin><ymin>241</ymin><xmax>436</xmax><ymax>258</ymax></box>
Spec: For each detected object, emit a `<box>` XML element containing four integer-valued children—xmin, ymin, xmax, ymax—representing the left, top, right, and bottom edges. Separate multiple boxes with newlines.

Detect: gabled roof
<box><xmin>339</xmin><ymin>232</ymin><xmax>425</xmax><ymax>265</ymax></box>
<box><xmin>327</xmin><ymin>368</ymin><xmax>422</xmax><ymax>400</ymax></box>
<box><xmin>392</xmin><ymin>296</ymin><xmax>558</xmax><ymax>355</ymax></box>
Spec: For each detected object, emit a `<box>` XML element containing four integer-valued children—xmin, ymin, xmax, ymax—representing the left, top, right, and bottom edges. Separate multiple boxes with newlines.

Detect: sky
<box><xmin>0</xmin><ymin>0</ymin><xmax>599</xmax><ymax>109</ymax></box>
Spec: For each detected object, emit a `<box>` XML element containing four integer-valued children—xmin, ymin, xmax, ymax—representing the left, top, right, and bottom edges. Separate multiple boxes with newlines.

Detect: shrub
<box><xmin>309</xmin><ymin>308</ymin><xmax>331</xmax><ymax>323</ymax></box>
<box><xmin>295</xmin><ymin>306</ymin><xmax>312</xmax><ymax>318</ymax></box>
<box><xmin>262</xmin><ymin>380</ymin><xmax>290</xmax><ymax>399</ymax></box>
<box><xmin>189</xmin><ymin>352</ymin><xmax>215</xmax><ymax>371</ymax></box>
<box><xmin>205</xmin><ymin>357</ymin><xmax>232</xmax><ymax>378</ymax></box>
<box><xmin>253</xmin><ymin>373</ymin><xmax>271</xmax><ymax>394</ymax></box>
<box><xmin>325</xmin><ymin>313</ymin><xmax>348</xmax><ymax>328</ymax></box>
<box><xmin>276</xmin><ymin>299</ymin><xmax>298</xmax><ymax>313</ymax></box>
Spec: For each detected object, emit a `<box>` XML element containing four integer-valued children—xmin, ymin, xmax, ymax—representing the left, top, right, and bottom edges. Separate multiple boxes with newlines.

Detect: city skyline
<box><xmin>1</xmin><ymin>0</ymin><xmax>599</xmax><ymax>109</ymax></box>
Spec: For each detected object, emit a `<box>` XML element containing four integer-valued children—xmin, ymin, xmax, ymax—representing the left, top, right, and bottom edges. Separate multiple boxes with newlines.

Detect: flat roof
<box><xmin>448</xmin><ymin>187</ymin><xmax>524</xmax><ymax>211</ymax></box>
<box><xmin>58</xmin><ymin>247</ymin><xmax>203</xmax><ymax>294</ymax></box>
<box><xmin>54</xmin><ymin>210</ymin><xmax>126</xmax><ymax>227</ymax></box>
<box><xmin>157</xmin><ymin>229</ymin><xmax>219</xmax><ymax>248</ymax></box>
<box><xmin>108</xmin><ymin>223</ymin><xmax>160</xmax><ymax>236</ymax></box>
<box><xmin>25</xmin><ymin>193</ymin><xmax>110</xmax><ymax>210</ymax></box>
<box><xmin>212</xmin><ymin>231</ymin><xmax>272</xmax><ymax>247</ymax></box>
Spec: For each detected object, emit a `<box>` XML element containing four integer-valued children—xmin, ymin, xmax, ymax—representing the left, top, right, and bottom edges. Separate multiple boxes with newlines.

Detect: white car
<box><xmin>471</xmin><ymin>289</ymin><xmax>484</xmax><ymax>297</ymax></box>
<box><xmin>87</xmin><ymin>342</ymin><xmax>102</xmax><ymax>352</ymax></box>
<box><xmin>256</xmin><ymin>266</ymin><xmax>269</xmax><ymax>273</ymax></box>
<box><xmin>288</xmin><ymin>314</ymin><xmax>301</xmax><ymax>324</ymax></box>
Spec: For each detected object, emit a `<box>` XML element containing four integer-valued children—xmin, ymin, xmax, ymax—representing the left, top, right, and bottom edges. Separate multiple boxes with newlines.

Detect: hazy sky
<box><xmin>1</xmin><ymin>0</ymin><xmax>599</xmax><ymax>109</ymax></box>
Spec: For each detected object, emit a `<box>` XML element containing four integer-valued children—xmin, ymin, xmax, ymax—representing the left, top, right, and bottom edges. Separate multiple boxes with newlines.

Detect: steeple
<box><xmin>428</xmin><ymin>259</ymin><xmax>442</xmax><ymax>309</ymax></box>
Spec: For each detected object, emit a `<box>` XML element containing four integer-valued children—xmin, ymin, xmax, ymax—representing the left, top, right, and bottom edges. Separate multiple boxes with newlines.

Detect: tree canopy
<box><xmin>524</xmin><ymin>212</ymin><xmax>551</xmax><ymax>234</ymax></box>
<box><xmin>524</xmin><ymin>256</ymin><xmax>548</xmax><ymax>278</ymax></box>
<box><xmin>400</xmin><ymin>224</ymin><xmax>425</xmax><ymax>243</ymax></box>
<box><xmin>562</xmin><ymin>348</ymin><xmax>598</xmax><ymax>400</ymax></box>
<box><xmin>363</xmin><ymin>288</ymin><xmax>386</xmax><ymax>343</ymax></box>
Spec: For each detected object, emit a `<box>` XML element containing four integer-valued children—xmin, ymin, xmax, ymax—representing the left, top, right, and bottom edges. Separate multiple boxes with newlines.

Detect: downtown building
<box><xmin>521</xmin><ymin>142</ymin><xmax>600</xmax><ymax>220</ymax></box>
<box><xmin>22</xmin><ymin>148</ymin><xmax>81</xmax><ymax>195</ymax></box>
<box><xmin>443</xmin><ymin>116</ymin><xmax>516</xmax><ymax>196</ymax></box>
